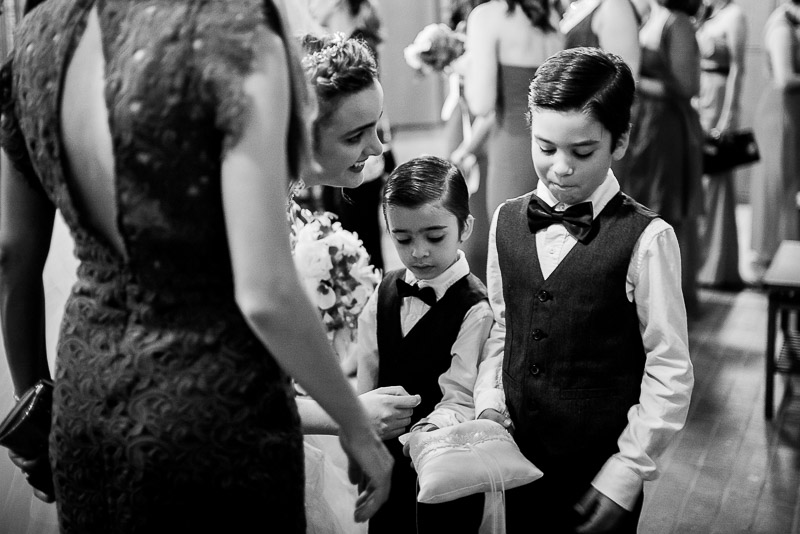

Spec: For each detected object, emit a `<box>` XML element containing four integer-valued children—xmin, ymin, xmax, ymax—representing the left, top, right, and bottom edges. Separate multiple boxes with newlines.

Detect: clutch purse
<box><xmin>702</xmin><ymin>128</ymin><xmax>760</xmax><ymax>175</ymax></box>
<box><xmin>0</xmin><ymin>379</ymin><xmax>55</xmax><ymax>495</ymax></box>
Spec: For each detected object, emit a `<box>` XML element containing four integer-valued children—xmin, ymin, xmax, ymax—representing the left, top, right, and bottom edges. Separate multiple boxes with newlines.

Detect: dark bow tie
<box><xmin>396</xmin><ymin>279</ymin><xmax>437</xmax><ymax>306</ymax></box>
<box><xmin>527</xmin><ymin>193</ymin><xmax>594</xmax><ymax>243</ymax></box>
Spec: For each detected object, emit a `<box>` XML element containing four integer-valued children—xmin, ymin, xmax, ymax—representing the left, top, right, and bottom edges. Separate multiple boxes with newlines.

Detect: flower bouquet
<box><xmin>403</xmin><ymin>23</ymin><xmax>466</xmax><ymax>76</ymax></box>
<box><xmin>289</xmin><ymin>202</ymin><xmax>382</xmax><ymax>374</ymax></box>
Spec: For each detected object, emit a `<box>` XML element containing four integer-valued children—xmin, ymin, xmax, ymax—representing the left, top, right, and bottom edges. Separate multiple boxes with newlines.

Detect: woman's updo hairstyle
<box><xmin>300</xmin><ymin>32</ymin><xmax>378</xmax><ymax>126</ymax></box>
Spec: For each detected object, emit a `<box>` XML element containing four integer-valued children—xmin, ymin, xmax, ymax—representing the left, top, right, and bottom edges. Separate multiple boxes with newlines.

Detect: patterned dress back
<box><xmin>0</xmin><ymin>1</ymin><xmax>305</xmax><ymax>532</ymax></box>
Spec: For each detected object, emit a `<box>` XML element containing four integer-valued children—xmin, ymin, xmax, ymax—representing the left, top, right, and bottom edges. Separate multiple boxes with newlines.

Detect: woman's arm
<box><xmin>716</xmin><ymin>7</ymin><xmax>747</xmax><ymax>132</ymax></box>
<box><xmin>595</xmin><ymin>0</ymin><xmax>642</xmax><ymax>79</ymax></box>
<box><xmin>220</xmin><ymin>27</ymin><xmax>390</xmax><ymax>521</ymax></box>
<box><xmin>0</xmin><ymin>151</ymin><xmax>55</xmax><ymax>398</ymax></box>
<box><xmin>464</xmin><ymin>2</ymin><xmax>499</xmax><ymax>117</ymax></box>
<box><xmin>412</xmin><ymin>302</ymin><xmax>494</xmax><ymax>431</ymax></box>
<box><xmin>766</xmin><ymin>17</ymin><xmax>800</xmax><ymax>92</ymax></box>
<box><xmin>299</xmin><ymin>387</ymin><xmax>419</xmax><ymax>439</ymax></box>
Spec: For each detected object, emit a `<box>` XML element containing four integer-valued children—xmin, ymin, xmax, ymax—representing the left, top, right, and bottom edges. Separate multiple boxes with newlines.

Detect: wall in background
<box><xmin>376</xmin><ymin>0</ymin><xmax>447</xmax><ymax>129</ymax></box>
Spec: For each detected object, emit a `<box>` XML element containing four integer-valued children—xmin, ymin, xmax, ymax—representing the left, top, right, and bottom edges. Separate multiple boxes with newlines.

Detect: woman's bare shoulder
<box><xmin>468</xmin><ymin>1</ymin><xmax>506</xmax><ymax>25</ymax></box>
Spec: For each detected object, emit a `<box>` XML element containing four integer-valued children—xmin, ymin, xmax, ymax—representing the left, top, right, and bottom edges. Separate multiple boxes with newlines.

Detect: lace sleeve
<box><xmin>196</xmin><ymin>0</ymin><xmax>311</xmax><ymax>177</ymax></box>
<box><xmin>0</xmin><ymin>56</ymin><xmax>46</xmax><ymax>196</ymax></box>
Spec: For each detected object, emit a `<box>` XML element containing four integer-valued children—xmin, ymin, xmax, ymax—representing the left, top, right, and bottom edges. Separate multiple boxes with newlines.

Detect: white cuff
<box><xmin>474</xmin><ymin>388</ymin><xmax>507</xmax><ymax>419</ymax></box>
<box><xmin>591</xmin><ymin>456</ymin><xmax>644</xmax><ymax>512</ymax></box>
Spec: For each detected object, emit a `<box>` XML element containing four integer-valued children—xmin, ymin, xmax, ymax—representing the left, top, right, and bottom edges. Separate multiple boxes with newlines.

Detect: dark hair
<box><xmin>506</xmin><ymin>0</ymin><xmax>557</xmax><ymax>32</ymax></box>
<box><xmin>383</xmin><ymin>155</ymin><xmax>471</xmax><ymax>233</ymax></box>
<box><xmin>527</xmin><ymin>47</ymin><xmax>635</xmax><ymax>149</ymax></box>
<box><xmin>300</xmin><ymin>33</ymin><xmax>378</xmax><ymax>126</ymax></box>
<box><xmin>664</xmin><ymin>0</ymin><xmax>701</xmax><ymax>16</ymax></box>
<box><xmin>23</xmin><ymin>0</ymin><xmax>47</xmax><ymax>13</ymax></box>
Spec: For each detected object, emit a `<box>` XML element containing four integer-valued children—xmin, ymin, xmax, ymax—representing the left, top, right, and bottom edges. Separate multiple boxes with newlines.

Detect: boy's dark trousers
<box><xmin>367</xmin><ymin>438</ymin><xmax>485</xmax><ymax>533</ymax></box>
<box><xmin>504</xmin><ymin>462</ymin><xmax>643</xmax><ymax>534</ymax></box>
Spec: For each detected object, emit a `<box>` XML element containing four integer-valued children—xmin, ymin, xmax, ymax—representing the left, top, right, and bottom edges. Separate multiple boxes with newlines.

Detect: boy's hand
<box><xmin>401</xmin><ymin>423</ymin><xmax>438</xmax><ymax>457</ymax></box>
<box><xmin>359</xmin><ymin>386</ymin><xmax>421</xmax><ymax>440</ymax></box>
<box><xmin>574</xmin><ymin>486</ymin><xmax>627</xmax><ymax>533</ymax></box>
<box><xmin>477</xmin><ymin>408</ymin><xmax>514</xmax><ymax>434</ymax></box>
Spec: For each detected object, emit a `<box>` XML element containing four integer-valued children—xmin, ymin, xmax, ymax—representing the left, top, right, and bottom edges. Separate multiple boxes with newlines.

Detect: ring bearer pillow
<box><xmin>402</xmin><ymin>419</ymin><xmax>543</xmax><ymax>504</ymax></box>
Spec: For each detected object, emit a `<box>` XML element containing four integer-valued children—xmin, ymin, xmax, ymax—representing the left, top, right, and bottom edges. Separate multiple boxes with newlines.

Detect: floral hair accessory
<box><xmin>301</xmin><ymin>32</ymin><xmax>349</xmax><ymax>71</ymax></box>
<box><xmin>403</xmin><ymin>23</ymin><xmax>466</xmax><ymax>75</ymax></box>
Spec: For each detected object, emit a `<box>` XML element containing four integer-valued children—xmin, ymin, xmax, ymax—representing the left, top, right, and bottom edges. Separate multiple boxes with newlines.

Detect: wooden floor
<box><xmin>639</xmin><ymin>288</ymin><xmax>800</xmax><ymax>534</ymax></box>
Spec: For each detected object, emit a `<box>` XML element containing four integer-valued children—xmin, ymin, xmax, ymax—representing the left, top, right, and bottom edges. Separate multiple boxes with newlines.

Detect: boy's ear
<box><xmin>459</xmin><ymin>214</ymin><xmax>475</xmax><ymax>243</ymax></box>
<box><xmin>612</xmin><ymin>128</ymin><xmax>630</xmax><ymax>161</ymax></box>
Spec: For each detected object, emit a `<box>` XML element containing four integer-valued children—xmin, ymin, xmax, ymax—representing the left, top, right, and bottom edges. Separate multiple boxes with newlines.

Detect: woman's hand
<box><xmin>8</xmin><ymin>450</ymin><xmax>55</xmax><ymax>503</ymax></box>
<box><xmin>359</xmin><ymin>386</ymin><xmax>421</xmax><ymax>440</ymax></box>
<box><xmin>339</xmin><ymin>427</ymin><xmax>394</xmax><ymax>523</ymax></box>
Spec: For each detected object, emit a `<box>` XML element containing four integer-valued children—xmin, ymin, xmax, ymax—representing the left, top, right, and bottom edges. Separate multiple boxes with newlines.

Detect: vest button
<box><xmin>529</xmin><ymin>364</ymin><xmax>541</xmax><ymax>376</ymax></box>
<box><xmin>531</xmin><ymin>328</ymin><xmax>547</xmax><ymax>341</ymax></box>
<box><xmin>536</xmin><ymin>290</ymin><xmax>551</xmax><ymax>302</ymax></box>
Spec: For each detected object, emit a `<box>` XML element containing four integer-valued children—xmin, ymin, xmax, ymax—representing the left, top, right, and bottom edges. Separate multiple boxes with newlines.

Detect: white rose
<box><xmin>295</xmin><ymin>221</ymin><xmax>322</xmax><ymax>243</ymax></box>
<box><xmin>338</xmin><ymin>230</ymin><xmax>363</xmax><ymax>256</ymax></box>
<box><xmin>294</xmin><ymin>240</ymin><xmax>333</xmax><ymax>281</ymax></box>
<box><xmin>404</xmin><ymin>43</ymin><xmax>424</xmax><ymax>70</ymax></box>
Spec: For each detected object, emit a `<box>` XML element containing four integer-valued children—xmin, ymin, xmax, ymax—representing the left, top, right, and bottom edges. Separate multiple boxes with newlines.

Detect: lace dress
<box><xmin>0</xmin><ymin>1</ymin><xmax>304</xmax><ymax>532</ymax></box>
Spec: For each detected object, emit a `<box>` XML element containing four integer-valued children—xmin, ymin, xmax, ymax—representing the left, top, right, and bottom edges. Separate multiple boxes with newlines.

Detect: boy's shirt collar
<box><xmin>404</xmin><ymin>250</ymin><xmax>469</xmax><ymax>302</ymax></box>
<box><xmin>535</xmin><ymin>169</ymin><xmax>621</xmax><ymax>219</ymax></box>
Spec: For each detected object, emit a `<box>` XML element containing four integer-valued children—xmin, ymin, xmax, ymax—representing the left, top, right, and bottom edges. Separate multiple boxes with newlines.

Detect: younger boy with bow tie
<box><xmin>473</xmin><ymin>47</ymin><xmax>694</xmax><ymax>533</ymax></box>
<box><xmin>355</xmin><ymin>155</ymin><xmax>494</xmax><ymax>533</ymax></box>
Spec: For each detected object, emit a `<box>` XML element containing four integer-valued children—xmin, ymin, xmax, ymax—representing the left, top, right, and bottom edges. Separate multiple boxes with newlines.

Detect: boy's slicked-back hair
<box><xmin>383</xmin><ymin>155</ymin><xmax>471</xmax><ymax>233</ymax></box>
<box><xmin>527</xmin><ymin>47</ymin><xmax>636</xmax><ymax>148</ymax></box>
<box><xmin>300</xmin><ymin>32</ymin><xmax>378</xmax><ymax>124</ymax></box>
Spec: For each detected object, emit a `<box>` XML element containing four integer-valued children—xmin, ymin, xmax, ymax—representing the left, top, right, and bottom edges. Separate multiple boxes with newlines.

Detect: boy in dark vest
<box><xmin>356</xmin><ymin>156</ymin><xmax>494</xmax><ymax>533</ymax></box>
<box><xmin>473</xmin><ymin>47</ymin><xmax>694</xmax><ymax>533</ymax></box>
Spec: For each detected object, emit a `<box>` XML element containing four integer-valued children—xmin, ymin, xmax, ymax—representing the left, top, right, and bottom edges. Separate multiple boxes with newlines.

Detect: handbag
<box><xmin>0</xmin><ymin>379</ymin><xmax>55</xmax><ymax>496</ymax></box>
<box><xmin>702</xmin><ymin>128</ymin><xmax>760</xmax><ymax>175</ymax></box>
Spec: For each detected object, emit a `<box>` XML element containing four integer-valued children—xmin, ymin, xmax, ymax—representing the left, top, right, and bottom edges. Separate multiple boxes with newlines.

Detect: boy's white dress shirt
<box><xmin>473</xmin><ymin>171</ymin><xmax>694</xmax><ymax>511</ymax></box>
<box><xmin>356</xmin><ymin>251</ymin><xmax>495</xmax><ymax>431</ymax></box>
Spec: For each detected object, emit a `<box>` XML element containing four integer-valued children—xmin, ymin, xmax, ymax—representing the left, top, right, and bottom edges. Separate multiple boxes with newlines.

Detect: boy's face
<box><xmin>385</xmin><ymin>202</ymin><xmax>473</xmax><ymax>281</ymax></box>
<box><xmin>307</xmin><ymin>80</ymin><xmax>384</xmax><ymax>188</ymax></box>
<box><xmin>529</xmin><ymin>108</ymin><xmax>628</xmax><ymax>206</ymax></box>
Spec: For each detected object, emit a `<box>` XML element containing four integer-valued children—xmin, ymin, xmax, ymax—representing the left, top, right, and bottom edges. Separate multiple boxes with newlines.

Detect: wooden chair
<box><xmin>762</xmin><ymin>240</ymin><xmax>800</xmax><ymax>419</ymax></box>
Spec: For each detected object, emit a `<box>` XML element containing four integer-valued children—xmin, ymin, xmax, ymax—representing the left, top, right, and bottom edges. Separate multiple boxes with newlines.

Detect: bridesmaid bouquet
<box><xmin>289</xmin><ymin>203</ymin><xmax>381</xmax><ymax>361</ymax></box>
<box><xmin>404</xmin><ymin>23</ymin><xmax>466</xmax><ymax>75</ymax></box>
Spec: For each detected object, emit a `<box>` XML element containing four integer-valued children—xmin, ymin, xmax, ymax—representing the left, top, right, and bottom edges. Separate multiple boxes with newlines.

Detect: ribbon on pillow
<box><xmin>402</xmin><ymin>419</ymin><xmax>543</xmax><ymax>533</ymax></box>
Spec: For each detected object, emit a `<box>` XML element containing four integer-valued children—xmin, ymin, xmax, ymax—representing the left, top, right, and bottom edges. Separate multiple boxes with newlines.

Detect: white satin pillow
<box><xmin>405</xmin><ymin>419</ymin><xmax>543</xmax><ymax>504</ymax></box>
